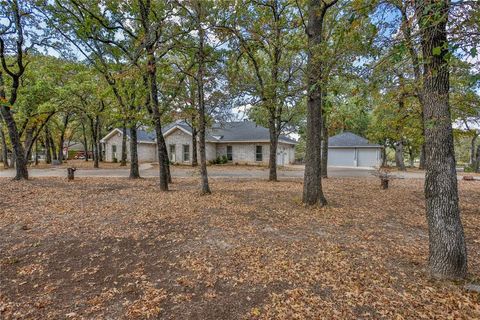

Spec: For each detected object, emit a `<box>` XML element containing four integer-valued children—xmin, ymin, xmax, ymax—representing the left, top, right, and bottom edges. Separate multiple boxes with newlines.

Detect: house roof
<box><xmin>102</xmin><ymin>121</ymin><xmax>298</xmax><ymax>145</ymax></box>
<box><xmin>100</xmin><ymin>128</ymin><xmax>156</xmax><ymax>144</ymax></box>
<box><xmin>328</xmin><ymin>132</ymin><xmax>381</xmax><ymax>148</ymax></box>
<box><xmin>163</xmin><ymin>120</ymin><xmax>297</xmax><ymax>144</ymax></box>
<box><xmin>125</xmin><ymin>128</ymin><xmax>156</xmax><ymax>143</ymax></box>
<box><xmin>208</xmin><ymin>121</ymin><xmax>297</xmax><ymax>144</ymax></box>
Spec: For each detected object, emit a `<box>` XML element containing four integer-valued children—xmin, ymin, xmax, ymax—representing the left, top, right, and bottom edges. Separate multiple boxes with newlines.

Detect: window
<box><xmin>112</xmin><ymin>145</ymin><xmax>117</xmax><ymax>159</ymax></box>
<box><xmin>255</xmin><ymin>145</ymin><xmax>263</xmax><ymax>161</ymax></box>
<box><xmin>226</xmin><ymin>145</ymin><xmax>233</xmax><ymax>161</ymax></box>
<box><xmin>169</xmin><ymin>144</ymin><xmax>176</xmax><ymax>162</ymax></box>
<box><xmin>183</xmin><ymin>144</ymin><xmax>190</xmax><ymax>162</ymax></box>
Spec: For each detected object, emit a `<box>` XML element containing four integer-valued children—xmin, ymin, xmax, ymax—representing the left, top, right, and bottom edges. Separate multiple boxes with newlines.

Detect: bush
<box><xmin>464</xmin><ymin>165</ymin><xmax>475</xmax><ymax>173</ymax></box>
<box><xmin>112</xmin><ymin>157</ymin><xmax>118</xmax><ymax>163</ymax></box>
<box><xmin>209</xmin><ymin>155</ymin><xmax>229</xmax><ymax>165</ymax></box>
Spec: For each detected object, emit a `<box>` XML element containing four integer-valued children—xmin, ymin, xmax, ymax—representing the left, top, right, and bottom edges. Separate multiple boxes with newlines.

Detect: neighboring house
<box><xmin>100</xmin><ymin>121</ymin><xmax>298</xmax><ymax>165</ymax></box>
<box><xmin>327</xmin><ymin>132</ymin><xmax>382</xmax><ymax>167</ymax></box>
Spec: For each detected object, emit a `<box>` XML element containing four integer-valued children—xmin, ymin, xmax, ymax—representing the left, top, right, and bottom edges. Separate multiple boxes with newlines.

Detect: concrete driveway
<box><xmin>0</xmin><ymin>164</ymin><xmax>430</xmax><ymax>179</ymax></box>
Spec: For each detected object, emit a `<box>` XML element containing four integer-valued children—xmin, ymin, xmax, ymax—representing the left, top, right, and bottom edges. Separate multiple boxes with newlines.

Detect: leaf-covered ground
<box><xmin>1</xmin><ymin>177</ymin><xmax>479</xmax><ymax>319</ymax></box>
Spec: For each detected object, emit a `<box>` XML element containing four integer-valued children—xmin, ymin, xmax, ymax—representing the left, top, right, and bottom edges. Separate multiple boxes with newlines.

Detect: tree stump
<box><xmin>381</xmin><ymin>178</ymin><xmax>389</xmax><ymax>189</ymax></box>
<box><xmin>67</xmin><ymin>167</ymin><xmax>76</xmax><ymax>180</ymax></box>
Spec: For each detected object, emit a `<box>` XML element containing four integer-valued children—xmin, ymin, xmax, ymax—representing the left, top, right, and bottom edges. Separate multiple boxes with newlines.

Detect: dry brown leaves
<box><xmin>0</xmin><ymin>177</ymin><xmax>479</xmax><ymax>319</ymax></box>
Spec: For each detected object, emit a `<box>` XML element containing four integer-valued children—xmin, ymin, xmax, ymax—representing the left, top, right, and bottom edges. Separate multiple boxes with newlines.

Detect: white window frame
<box><xmin>183</xmin><ymin>144</ymin><xmax>190</xmax><ymax>162</ymax></box>
<box><xmin>169</xmin><ymin>144</ymin><xmax>176</xmax><ymax>162</ymax></box>
<box><xmin>255</xmin><ymin>145</ymin><xmax>263</xmax><ymax>162</ymax></box>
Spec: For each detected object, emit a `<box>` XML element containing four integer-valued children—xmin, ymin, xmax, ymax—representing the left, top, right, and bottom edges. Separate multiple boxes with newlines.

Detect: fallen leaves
<box><xmin>0</xmin><ymin>177</ymin><xmax>479</xmax><ymax>319</ymax></box>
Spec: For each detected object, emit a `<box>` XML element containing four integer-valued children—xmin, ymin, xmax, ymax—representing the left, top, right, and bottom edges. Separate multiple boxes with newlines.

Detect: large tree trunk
<box><xmin>44</xmin><ymin>127</ymin><xmax>52</xmax><ymax>164</ymax></box>
<box><xmin>0</xmin><ymin>123</ymin><xmax>9</xmax><ymax>168</ymax></box>
<box><xmin>147</xmin><ymin>50</ymin><xmax>169</xmax><ymax>190</ymax></box>
<box><xmin>0</xmin><ymin>107</ymin><xmax>28</xmax><ymax>179</ymax></box>
<box><xmin>268</xmin><ymin>117</ymin><xmax>278</xmax><ymax>181</ymax></box>
<box><xmin>394</xmin><ymin>140</ymin><xmax>406</xmax><ymax>171</ymax></box>
<box><xmin>196</xmin><ymin>1</ymin><xmax>211</xmax><ymax>195</ymax></box>
<box><xmin>81</xmin><ymin>121</ymin><xmax>88</xmax><ymax>161</ymax></box>
<box><xmin>419</xmin><ymin>144</ymin><xmax>426</xmax><ymax>169</ymax></box>
<box><xmin>321</xmin><ymin>112</ymin><xmax>328</xmax><ymax>178</ymax></box>
<box><xmin>303</xmin><ymin>0</ymin><xmax>333</xmax><ymax>206</ymax></box>
<box><xmin>23</xmin><ymin>127</ymin><xmax>34</xmax><ymax>163</ymax></box>
<box><xmin>57</xmin><ymin>113</ymin><xmax>70</xmax><ymax>163</ymax></box>
<box><xmin>469</xmin><ymin>134</ymin><xmax>478</xmax><ymax>167</ymax></box>
<box><xmin>129</xmin><ymin>124</ymin><xmax>140</xmax><ymax>179</ymax></box>
<box><xmin>98</xmin><ymin>125</ymin><xmax>103</xmax><ymax>162</ymax></box>
<box><xmin>90</xmin><ymin>118</ymin><xmax>99</xmax><ymax>169</ymax></box>
<box><xmin>121</xmin><ymin>123</ymin><xmax>127</xmax><ymax>166</ymax></box>
<box><xmin>417</xmin><ymin>0</ymin><xmax>467</xmax><ymax>280</ymax></box>
<box><xmin>475</xmin><ymin>144</ymin><xmax>480</xmax><ymax>173</ymax></box>
<box><xmin>191</xmin><ymin>124</ymin><xmax>198</xmax><ymax>167</ymax></box>
<box><xmin>381</xmin><ymin>145</ymin><xmax>387</xmax><ymax>167</ymax></box>
<box><xmin>50</xmin><ymin>133</ymin><xmax>57</xmax><ymax>161</ymax></box>
<box><xmin>408</xmin><ymin>146</ymin><xmax>415</xmax><ymax>167</ymax></box>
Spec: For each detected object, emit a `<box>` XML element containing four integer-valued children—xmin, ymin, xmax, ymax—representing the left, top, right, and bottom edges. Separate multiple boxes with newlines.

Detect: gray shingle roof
<box><xmin>328</xmin><ymin>132</ymin><xmax>380</xmax><ymax>147</ymax></box>
<box><xmin>162</xmin><ymin>120</ymin><xmax>297</xmax><ymax>144</ymax></box>
<box><xmin>125</xmin><ymin>129</ymin><xmax>156</xmax><ymax>143</ymax></box>
<box><xmin>108</xmin><ymin>121</ymin><xmax>298</xmax><ymax>144</ymax></box>
<box><xmin>208</xmin><ymin>121</ymin><xmax>297</xmax><ymax>144</ymax></box>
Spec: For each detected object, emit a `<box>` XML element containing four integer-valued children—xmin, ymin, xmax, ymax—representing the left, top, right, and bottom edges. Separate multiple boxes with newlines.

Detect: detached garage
<box><xmin>327</xmin><ymin>132</ymin><xmax>382</xmax><ymax>168</ymax></box>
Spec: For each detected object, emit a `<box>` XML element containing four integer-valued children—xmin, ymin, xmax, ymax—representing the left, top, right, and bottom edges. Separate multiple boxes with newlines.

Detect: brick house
<box><xmin>100</xmin><ymin>120</ymin><xmax>297</xmax><ymax>165</ymax></box>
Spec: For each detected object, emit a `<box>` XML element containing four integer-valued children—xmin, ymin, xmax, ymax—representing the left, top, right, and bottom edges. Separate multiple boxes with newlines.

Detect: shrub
<box><xmin>464</xmin><ymin>165</ymin><xmax>475</xmax><ymax>173</ymax></box>
<box><xmin>112</xmin><ymin>157</ymin><xmax>118</xmax><ymax>163</ymax></box>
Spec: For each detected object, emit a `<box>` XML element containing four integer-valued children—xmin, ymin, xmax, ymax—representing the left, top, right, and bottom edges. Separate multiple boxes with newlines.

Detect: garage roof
<box><xmin>329</xmin><ymin>132</ymin><xmax>381</xmax><ymax>148</ymax></box>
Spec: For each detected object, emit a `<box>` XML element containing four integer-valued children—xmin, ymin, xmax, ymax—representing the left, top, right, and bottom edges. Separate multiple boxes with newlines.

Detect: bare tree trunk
<box><xmin>268</xmin><ymin>117</ymin><xmax>278</xmax><ymax>181</ymax></box>
<box><xmin>57</xmin><ymin>113</ymin><xmax>70</xmax><ymax>163</ymax></box>
<box><xmin>475</xmin><ymin>144</ymin><xmax>480</xmax><ymax>173</ymax></box>
<box><xmin>419</xmin><ymin>144</ymin><xmax>426</xmax><ymax>169</ymax></box>
<box><xmin>34</xmin><ymin>139</ymin><xmax>39</xmax><ymax>165</ymax></box>
<box><xmin>44</xmin><ymin>127</ymin><xmax>52</xmax><ymax>164</ymax></box>
<box><xmin>394</xmin><ymin>140</ymin><xmax>406</xmax><ymax>171</ymax></box>
<box><xmin>50</xmin><ymin>133</ymin><xmax>57</xmax><ymax>161</ymax></box>
<box><xmin>196</xmin><ymin>1</ymin><xmax>211</xmax><ymax>195</ymax></box>
<box><xmin>121</xmin><ymin>123</ymin><xmax>127</xmax><ymax>166</ymax></box>
<box><xmin>81</xmin><ymin>121</ymin><xmax>88</xmax><ymax>162</ymax></box>
<box><xmin>98</xmin><ymin>121</ymin><xmax>103</xmax><ymax>162</ymax></box>
<box><xmin>469</xmin><ymin>134</ymin><xmax>478</xmax><ymax>167</ymax></box>
<box><xmin>129</xmin><ymin>124</ymin><xmax>140</xmax><ymax>179</ymax></box>
<box><xmin>0</xmin><ymin>107</ymin><xmax>28</xmax><ymax>179</ymax></box>
<box><xmin>303</xmin><ymin>0</ymin><xmax>334</xmax><ymax>206</ymax></box>
<box><xmin>0</xmin><ymin>123</ymin><xmax>9</xmax><ymax>168</ymax></box>
<box><xmin>417</xmin><ymin>0</ymin><xmax>467</xmax><ymax>280</ymax></box>
<box><xmin>90</xmin><ymin>118</ymin><xmax>99</xmax><ymax>169</ymax></box>
<box><xmin>321</xmin><ymin>112</ymin><xmax>328</xmax><ymax>178</ymax></box>
<box><xmin>381</xmin><ymin>145</ymin><xmax>387</xmax><ymax>167</ymax></box>
<box><xmin>191</xmin><ymin>124</ymin><xmax>198</xmax><ymax>167</ymax></box>
<box><xmin>408</xmin><ymin>146</ymin><xmax>415</xmax><ymax>167</ymax></box>
<box><xmin>147</xmin><ymin>52</ymin><xmax>169</xmax><ymax>190</ymax></box>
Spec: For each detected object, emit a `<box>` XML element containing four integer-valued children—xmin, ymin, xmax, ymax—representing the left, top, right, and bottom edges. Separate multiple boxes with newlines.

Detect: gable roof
<box><xmin>101</xmin><ymin>121</ymin><xmax>298</xmax><ymax>145</ymax></box>
<box><xmin>163</xmin><ymin>120</ymin><xmax>297</xmax><ymax>144</ymax></box>
<box><xmin>126</xmin><ymin>128</ymin><xmax>156</xmax><ymax>143</ymax></box>
<box><xmin>100</xmin><ymin>128</ymin><xmax>156</xmax><ymax>144</ymax></box>
<box><xmin>328</xmin><ymin>132</ymin><xmax>381</xmax><ymax>148</ymax></box>
<box><xmin>209</xmin><ymin>121</ymin><xmax>297</xmax><ymax>144</ymax></box>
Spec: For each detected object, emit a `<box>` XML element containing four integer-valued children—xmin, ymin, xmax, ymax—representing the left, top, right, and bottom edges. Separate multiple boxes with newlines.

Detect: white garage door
<box><xmin>328</xmin><ymin>149</ymin><xmax>355</xmax><ymax>166</ymax></box>
<box><xmin>357</xmin><ymin>148</ymin><xmax>379</xmax><ymax>167</ymax></box>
